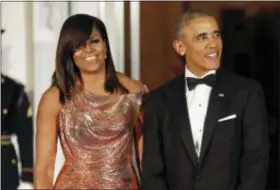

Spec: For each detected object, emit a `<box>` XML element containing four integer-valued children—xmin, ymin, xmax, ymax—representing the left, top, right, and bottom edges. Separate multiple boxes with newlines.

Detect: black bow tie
<box><xmin>186</xmin><ymin>74</ymin><xmax>216</xmax><ymax>91</ymax></box>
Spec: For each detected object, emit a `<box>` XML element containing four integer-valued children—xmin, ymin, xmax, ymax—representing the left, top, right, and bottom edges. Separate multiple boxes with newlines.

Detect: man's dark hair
<box><xmin>174</xmin><ymin>8</ymin><xmax>213</xmax><ymax>39</ymax></box>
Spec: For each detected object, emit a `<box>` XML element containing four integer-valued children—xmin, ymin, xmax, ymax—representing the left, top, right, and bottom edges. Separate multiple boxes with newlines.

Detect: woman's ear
<box><xmin>103</xmin><ymin>40</ymin><xmax>107</xmax><ymax>59</ymax></box>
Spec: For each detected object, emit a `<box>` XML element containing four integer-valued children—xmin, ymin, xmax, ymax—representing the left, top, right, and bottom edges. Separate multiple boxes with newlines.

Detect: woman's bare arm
<box><xmin>117</xmin><ymin>72</ymin><xmax>147</xmax><ymax>93</ymax></box>
<box><xmin>117</xmin><ymin>73</ymin><xmax>148</xmax><ymax>167</ymax></box>
<box><xmin>34</xmin><ymin>87</ymin><xmax>61</xmax><ymax>189</ymax></box>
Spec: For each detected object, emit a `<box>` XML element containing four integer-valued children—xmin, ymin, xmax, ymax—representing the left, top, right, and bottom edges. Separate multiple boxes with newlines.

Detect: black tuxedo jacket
<box><xmin>141</xmin><ymin>69</ymin><xmax>269</xmax><ymax>190</ymax></box>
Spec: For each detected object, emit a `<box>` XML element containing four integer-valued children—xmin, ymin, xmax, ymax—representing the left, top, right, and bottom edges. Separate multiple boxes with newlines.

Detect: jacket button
<box><xmin>11</xmin><ymin>159</ymin><xmax>17</xmax><ymax>165</ymax></box>
<box><xmin>3</xmin><ymin>109</ymin><xmax>8</xmax><ymax>115</ymax></box>
<box><xmin>196</xmin><ymin>176</ymin><xmax>201</xmax><ymax>180</ymax></box>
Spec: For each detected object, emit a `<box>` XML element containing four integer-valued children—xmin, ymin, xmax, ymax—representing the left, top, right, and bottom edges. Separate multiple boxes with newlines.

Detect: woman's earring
<box><xmin>105</xmin><ymin>54</ymin><xmax>107</xmax><ymax>59</ymax></box>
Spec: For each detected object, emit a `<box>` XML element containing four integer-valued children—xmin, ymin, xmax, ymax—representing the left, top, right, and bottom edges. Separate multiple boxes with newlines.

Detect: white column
<box><xmin>32</xmin><ymin>1</ymin><xmax>69</xmax><ymax>184</ymax></box>
<box><xmin>1</xmin><ymin>2</ymin><xmax>30</xmax><ymax>88</ymax></box>
<box><xmin>103</xmin><ymin>2</ymin><xmax>125</xmax><ymax>72</ymax></box>
<box><xmin>130</xmin><ymin>2</ymin><xmax>140</xmax><ymax>80</ymax></box>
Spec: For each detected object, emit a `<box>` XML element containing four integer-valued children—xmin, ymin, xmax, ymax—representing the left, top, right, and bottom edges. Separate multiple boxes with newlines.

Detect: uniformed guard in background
<box><xmin>1</xmin><ymin>29</ymin><xmax>34</xmax><ymax>190</ymax></box>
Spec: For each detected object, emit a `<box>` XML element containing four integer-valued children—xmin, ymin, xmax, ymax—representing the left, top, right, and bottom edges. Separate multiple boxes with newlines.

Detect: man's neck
<box><xmin>185</xmin><ymin>65</ymin><xmax>216</xmax><ymax>78</ymax></box>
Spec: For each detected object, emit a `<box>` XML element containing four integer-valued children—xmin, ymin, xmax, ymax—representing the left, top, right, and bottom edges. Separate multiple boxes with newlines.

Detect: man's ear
<box><xmin>173</xmin><ymin>40</ymin><xmax>185</xmax><ymax>56</ymax></box>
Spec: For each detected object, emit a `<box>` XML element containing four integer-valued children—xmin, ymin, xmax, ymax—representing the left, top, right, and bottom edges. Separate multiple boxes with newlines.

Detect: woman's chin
<box><xmin>82</xmin><ymin>66</ymin><xmax>104</xmax><ymax>74</ymax></box>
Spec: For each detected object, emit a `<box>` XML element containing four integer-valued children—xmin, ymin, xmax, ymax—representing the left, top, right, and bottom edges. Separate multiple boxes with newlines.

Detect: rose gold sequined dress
<box><xmin>54</xmin><ymin>90</ymin><xmax>144</xmax><ymax>189</ymax></box>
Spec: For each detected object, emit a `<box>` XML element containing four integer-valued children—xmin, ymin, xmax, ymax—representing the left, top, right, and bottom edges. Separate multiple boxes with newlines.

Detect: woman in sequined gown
<box><xmin>35</xmin><ymin>14</ymin><xmax>146</xmax><ymax>189</ymax></box>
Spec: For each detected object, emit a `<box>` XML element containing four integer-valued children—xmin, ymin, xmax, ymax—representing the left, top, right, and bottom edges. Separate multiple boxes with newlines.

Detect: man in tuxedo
<box><xmin>141</xmin><ymin>9</ymin><xmax>269</xmax><ymax>190</ymax></box>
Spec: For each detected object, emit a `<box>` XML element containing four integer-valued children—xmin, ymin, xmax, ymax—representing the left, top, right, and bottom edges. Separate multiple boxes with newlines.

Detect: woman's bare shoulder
<box><xmin>117</xmin><ymin>72</ymin><xmax>147</xmax><ymax>93</ymax></box>
<box><xmin>38</xmin><ymin>86</ymin><xmax>61</xmax><ymax>114</ymax></box>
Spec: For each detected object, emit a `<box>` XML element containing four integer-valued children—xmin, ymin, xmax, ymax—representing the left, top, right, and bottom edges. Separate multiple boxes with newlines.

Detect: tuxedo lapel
<box><xmin>199</xmin><ymin>70</ymin><xmax>231</xmax><ymax>165</ymax></box>
<box><xmin>169</xmin><ymin>74</ymin><xmax>198</xmax><ymax>166</ymax></box>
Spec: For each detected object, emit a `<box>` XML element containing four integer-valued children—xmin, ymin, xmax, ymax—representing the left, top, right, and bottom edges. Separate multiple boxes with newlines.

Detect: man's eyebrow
<box><xmin>195</xmin><ymin>30</ymin><xmax>221</xmax><ymax>38</ymax></box>
<box><xmin>213</xmin><ymin>30</ymin><xmax>221</xmax><ymax>34</ymax></box>
<box><xmin>195</xmin><ymin>32</ymin><xmax>207</xmax><ymax>38</ymax></box>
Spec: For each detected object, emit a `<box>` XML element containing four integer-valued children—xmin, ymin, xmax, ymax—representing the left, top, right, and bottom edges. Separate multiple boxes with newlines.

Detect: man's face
<box><xmin>173</xmin><ymin>16</ymin><xmax>223</xmax><ymax>76</ymax></box>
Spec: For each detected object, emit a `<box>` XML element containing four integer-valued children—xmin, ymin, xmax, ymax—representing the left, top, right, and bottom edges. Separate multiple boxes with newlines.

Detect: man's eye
<box><xmin>197</xmin><ymin>35</ymin><xmax>207</xmax><ymax>40</ymax></box>
<box><xmin>214</xmin><ymin>33</ymin><xmax>221</xmax><ymax>37</ymax></box>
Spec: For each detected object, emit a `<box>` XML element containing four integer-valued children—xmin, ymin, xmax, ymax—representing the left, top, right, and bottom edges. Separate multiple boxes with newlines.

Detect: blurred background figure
<box><xmin>252</xmin><ymin>7</ymin><xmax>279</xmax><ymax>190</ymax></box>
<box><xmin>220</xmin><ymin>6</ymin><xmax>279</xmax><ymax>190</ymax></box>
<box><xmin>1</xmin><ymin>27</ymin><xmax>34</xmax><ymax>190</ymax></box>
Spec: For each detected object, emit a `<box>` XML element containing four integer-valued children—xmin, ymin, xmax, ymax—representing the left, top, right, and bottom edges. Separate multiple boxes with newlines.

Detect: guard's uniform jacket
<box><xmin>1</xmin><ymin>74</ymin><xmax>33</xmax><ymax>189</ymax></box>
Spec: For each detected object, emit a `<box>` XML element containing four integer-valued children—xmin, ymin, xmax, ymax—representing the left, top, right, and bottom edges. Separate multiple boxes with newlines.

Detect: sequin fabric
<box><xmin>54</xmin><ymin>90</ymin><xmax>145</xmax><ymax>189</ymax></box>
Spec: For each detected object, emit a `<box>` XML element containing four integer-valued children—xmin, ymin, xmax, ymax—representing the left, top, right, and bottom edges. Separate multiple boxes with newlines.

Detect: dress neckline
<box><xmin>82</xmin><ymin>89</ymin><xmax>146</xmax><ymax>98</ymax></box>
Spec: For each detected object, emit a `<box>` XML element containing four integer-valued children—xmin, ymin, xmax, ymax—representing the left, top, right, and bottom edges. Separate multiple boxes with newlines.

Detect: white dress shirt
<box><xmin>185</xmin><ymin>67</ymin><xmax>216</xmax><ymax>157</ymax></box>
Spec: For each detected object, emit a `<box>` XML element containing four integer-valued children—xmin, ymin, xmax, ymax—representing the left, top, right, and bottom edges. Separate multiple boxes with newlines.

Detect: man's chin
<box><xmin>206</xmin><ymin>62</ymin><xmax>220</xmax><ymax>71</ymax></box>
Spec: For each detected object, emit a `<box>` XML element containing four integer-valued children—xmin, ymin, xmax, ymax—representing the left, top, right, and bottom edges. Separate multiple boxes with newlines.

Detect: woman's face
<box><xmin>73</xmin><ymin>28</ymin><xmax>107</xmax><ymax>74</ymax></box>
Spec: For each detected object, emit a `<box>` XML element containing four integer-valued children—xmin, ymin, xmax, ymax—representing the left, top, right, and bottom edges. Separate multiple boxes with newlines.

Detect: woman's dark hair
<box><xmin>52</xmin><ymin>14</ymin><xmax>128</xmax><ymax>103</ymax></box>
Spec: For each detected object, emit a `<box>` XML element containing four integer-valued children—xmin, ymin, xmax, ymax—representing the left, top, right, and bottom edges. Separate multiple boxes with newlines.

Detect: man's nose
<box><xmin>207</xmin><ymin>37</ymin><xmax>217</xmax><ymax>48</ymax></box>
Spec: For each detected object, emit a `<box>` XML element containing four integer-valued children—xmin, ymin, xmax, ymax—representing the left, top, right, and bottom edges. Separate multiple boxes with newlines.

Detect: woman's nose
<box><xmin>83</xmin><ymin>44</ymin><xmax>93</xmax><ymax>53</ymax></box>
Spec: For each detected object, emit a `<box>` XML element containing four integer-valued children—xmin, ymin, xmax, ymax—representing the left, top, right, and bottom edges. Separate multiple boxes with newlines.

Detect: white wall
<box><xmin>1</xmin><ymin>2</ymin><xmax>32</xmax><ymax>90</ymax></box>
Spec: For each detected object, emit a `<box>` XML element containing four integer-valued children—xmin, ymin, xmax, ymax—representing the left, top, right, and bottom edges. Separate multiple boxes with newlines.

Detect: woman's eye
<box><xmin>76</xmin><ymin>44</ymin><xmax>85</xmax><ymax>51</ymax></box>
<box><xmin>90</xmin><ymin>39</ymin><xmax>100</xmax><ymax>44</ymax></box>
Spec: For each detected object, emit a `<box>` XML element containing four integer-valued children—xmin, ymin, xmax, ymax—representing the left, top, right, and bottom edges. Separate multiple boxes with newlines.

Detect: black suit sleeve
<box><xmin>237</xmin><ymin>83</ymin><xmax>269</xmax><ymax>190</ymax></box>
<box><xmin>141</xmin><ymin>92</ymin><xmax>168</xmax><ymax>190</ymax></box>
<box><xmin>14</xmin><ymin>90</ymin><xmax>34</xmax><ymax>183</ymax></box>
